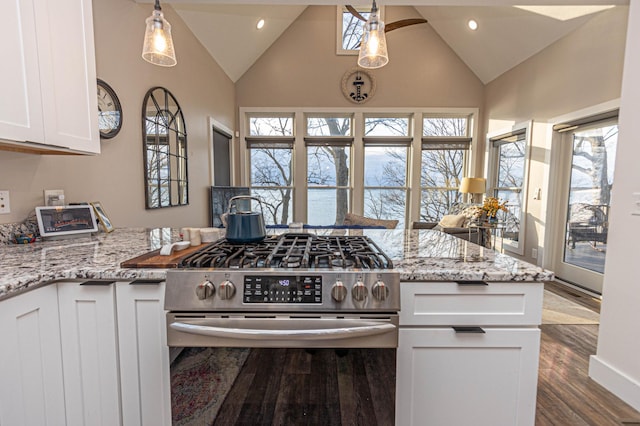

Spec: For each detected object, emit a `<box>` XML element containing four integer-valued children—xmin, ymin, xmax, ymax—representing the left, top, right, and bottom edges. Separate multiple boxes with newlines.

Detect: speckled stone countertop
<box><xmin>0</xmin><ymin>228</ymin><xmax>553</xmax><ymax>299</ymax></box>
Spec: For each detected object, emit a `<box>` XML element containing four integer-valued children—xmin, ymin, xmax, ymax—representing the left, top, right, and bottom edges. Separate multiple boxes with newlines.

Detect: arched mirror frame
<box><xmin>142</xmin><ymin>87</ymin><xmax>189</xmax><ymax>209</ymax></box>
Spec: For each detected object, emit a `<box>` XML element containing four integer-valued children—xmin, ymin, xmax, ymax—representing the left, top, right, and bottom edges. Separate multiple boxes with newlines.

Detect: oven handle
<box><xmin>169</xmin><ymin>318</ymin><xmax>396</xmax><ymax>341</ymax></box>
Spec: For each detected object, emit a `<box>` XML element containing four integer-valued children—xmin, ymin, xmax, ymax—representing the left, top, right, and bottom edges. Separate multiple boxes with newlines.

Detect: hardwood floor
<box><xmin>213</xmin><ymin>348</ymin><xmax>396</xmax><ymax>425</ymax></box>
<box><xmin>537</xmin><ymin>283</ymin><xmax>640</xmax><ymax>425</ymax></box>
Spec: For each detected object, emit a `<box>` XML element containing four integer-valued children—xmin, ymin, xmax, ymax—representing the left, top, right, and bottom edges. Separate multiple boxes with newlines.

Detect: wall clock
<box><xmin>97</xmin><ymin>79</ymin><xmax>123</xmax><ymax>139</ymax></box>
<box><xmin>341</xmin><ymin>67</ymin><xmax>376</xmax><ymax>104</ymax></box>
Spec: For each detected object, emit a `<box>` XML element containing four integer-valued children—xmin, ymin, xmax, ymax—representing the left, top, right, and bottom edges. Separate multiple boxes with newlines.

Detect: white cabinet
<box><xmin>396</xmin><ymin>281</ymin><xmax>544</xmax><ymax>426</ymax></box>
<box><xmin>57</xmin><ymin>281</ymin><xmax>122</xmax><ymax>426</ymax></box>
<box><xmin>0</xmin><ymin>285</ymin><xmax>67</xmax><ymax>426</ymax></box>
<box><xmin>0</xmin><ymin>0</ymin><xmax>100</xmax><ymax>154</ymax></box>
<box><xmin>116</xmin><ymin>281</ymin><xmax>172</xmax><ymax>426</ymax></box>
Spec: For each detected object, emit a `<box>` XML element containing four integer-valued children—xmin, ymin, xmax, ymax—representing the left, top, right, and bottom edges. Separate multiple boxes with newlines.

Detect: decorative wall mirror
<box><xmin>142</xmin><ymin>87</ymin><xmax>188</xmax><ymax>209</ymax></box>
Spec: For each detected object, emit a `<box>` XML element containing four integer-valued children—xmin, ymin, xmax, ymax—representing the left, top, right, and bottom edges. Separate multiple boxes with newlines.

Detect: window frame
<box><xmin>487</xmin><ymin>121</ymin><xmax>533</xmax><ymax>255</ymax></box>
<box><xmin>239</xmin><ymin>107</ymin><xmax>478</xmax><ymax>228</ymax></box>
<box><xmin>335</xmin><ymin>5</ymin><xmax>385</xmax><ymax>56</ymax></box>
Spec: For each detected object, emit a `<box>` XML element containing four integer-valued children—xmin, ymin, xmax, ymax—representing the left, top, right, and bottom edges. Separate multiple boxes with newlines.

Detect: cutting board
<box><xmin>120</xmin><ymin>243</ymin><xmax>207</xmax><ymax>269</ymax></box>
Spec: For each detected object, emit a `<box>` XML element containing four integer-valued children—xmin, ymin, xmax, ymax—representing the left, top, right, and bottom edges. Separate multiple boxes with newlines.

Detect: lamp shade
<box><xmin>459</xmin><ymin>177</ymin><xmax>486</xmax><ymax>194</ymax></box>
<box><xmin>357</xmin><ymin>1</ymin><xmax>389</xmax><ymax>69</ymax></box>
<box><xmin>142</xmin><ymin>0</ymin><xmax>176</xmax><ymax>67</ymax></box>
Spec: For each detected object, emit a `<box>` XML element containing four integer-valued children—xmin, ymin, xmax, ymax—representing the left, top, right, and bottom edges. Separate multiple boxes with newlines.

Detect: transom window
<box><xmin>336</xmin><ymin>6</ymin><xmax>384</xmax><ymax>54</ymax></box>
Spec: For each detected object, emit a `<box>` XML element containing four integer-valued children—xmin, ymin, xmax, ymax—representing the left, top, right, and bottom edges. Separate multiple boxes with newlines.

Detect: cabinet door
<box><xmin>0</xmin><ymin>0</ymin><xmax>45</xmax><ymax>143</ymax></box>
<box><xmin>116</xmin><ymin>281</ymin><xmax>172</xmax><ymax>426</ymax></box>
<box><xmin>0</xmin><ymin>285</ymin><xmax>66</xmax><ymax>426</ymax></box>
<box><xmin>57</xmin><ymin>281</ymin><xmax>121</xmax><ymax>426</ymax></box>
<box><xmin>396</xmin><ymin>327</ymin><xmax>540</xmax><ymax>426</ymax></box>
<box><xmin>34</xmin><ymin>0</ymin><xmax>100</xmax><ymax>153</ymax></box>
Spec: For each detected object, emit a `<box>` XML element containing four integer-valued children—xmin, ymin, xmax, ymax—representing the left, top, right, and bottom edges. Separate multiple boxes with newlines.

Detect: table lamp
<box><xmin>459</xmin><ymin>177</ymin><xmax>486</xmax><ymax>203</ymax></box>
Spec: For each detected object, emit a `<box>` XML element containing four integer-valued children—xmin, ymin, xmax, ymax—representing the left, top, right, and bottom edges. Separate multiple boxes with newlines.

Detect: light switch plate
<box><xmin>44</xmin><ymin>189</ymin><xmax>65</xmax><ymax>206</ymax></box>
<box><xmin>0</xmin><ymin>190</ymin><xmax>10</xmax><ymax>214</ymax></box>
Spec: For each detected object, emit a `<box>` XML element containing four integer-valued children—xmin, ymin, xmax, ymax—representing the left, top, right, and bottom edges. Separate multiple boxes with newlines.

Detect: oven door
<box><xmin>167</xmin><ymin>313</ymin><xmax>398</xmax><ymax>348</ymax></box>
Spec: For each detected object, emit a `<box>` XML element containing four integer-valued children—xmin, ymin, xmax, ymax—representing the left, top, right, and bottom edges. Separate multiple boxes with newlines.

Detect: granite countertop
<box><xmin>0</xmin><ymin>228</ymin><xmax>554</xmax><ymax>299</ymax></box>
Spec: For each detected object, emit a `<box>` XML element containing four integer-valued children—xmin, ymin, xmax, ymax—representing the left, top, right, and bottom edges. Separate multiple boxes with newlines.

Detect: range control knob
<box><xmin>352</xmin><ymin>281</ymin><xmax>368</xmax><ymax>302</ymax></box>
<box><xmin>195</xmin><ymin>280</ymin><xmax>215</xmax><ymax>300</ymax></box>
<box><xmin>372</xmin><ymin>280</ymin><xmax>389</xmax><ymax>301</ymax></box>
<box><xmin>219</xmin><ymin>280</ymin><xmax>236</xmax><ymax>300</ymax></box>
<box><xmin>331</xmin><ymin>281</ymin><xmax>348</xmax><ymax>302</ymax></box>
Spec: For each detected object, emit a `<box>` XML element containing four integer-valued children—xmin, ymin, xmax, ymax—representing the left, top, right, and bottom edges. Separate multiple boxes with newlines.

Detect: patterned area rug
<box><xmin>542</xmin><ymin>290</ymin><xmax>600</xmax><ymax>325</ymax></box>
<box><xmin>171</xmin><ymin>347</ymin><xmax>249</xmax><ymax>426</ymax></box>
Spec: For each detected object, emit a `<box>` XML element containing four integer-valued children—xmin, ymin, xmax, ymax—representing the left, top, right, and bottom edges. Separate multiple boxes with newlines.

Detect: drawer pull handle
<box><xmin>455</xmin><ymin>280</ymin><xmax>488</xmax><ymax>286</ymax></box>
<box><xmin>80</xmin><ymin>280</ymin><xmax>116</xmax><ymax>286</ymax></box>
<box><xmin>453</xmin><ymin>326</ymin><xmax>485</xmax><ymax>334</ymax></box>
<box><xmin>130</xmin><ymin>279</ymin><xmax>164</xmax><ymax>285</ymax></box>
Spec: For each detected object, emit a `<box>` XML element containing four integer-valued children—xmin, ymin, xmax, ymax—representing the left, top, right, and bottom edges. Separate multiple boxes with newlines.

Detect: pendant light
<box><xmin>358</xmin><ymin>0</ymin><xmax>389</xmax><ymax>69</ymax></box>
<box><xmin>142</xmin><ymin>0</ymin><xmax>177</xmax><ymax>67</ymax></box>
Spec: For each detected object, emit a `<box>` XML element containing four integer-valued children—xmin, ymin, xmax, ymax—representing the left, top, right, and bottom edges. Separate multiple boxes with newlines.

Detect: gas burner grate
<box><xmin>178</xmin><ymin>233</ymin><xmax>393</xmax><ymax>270</ymax></box>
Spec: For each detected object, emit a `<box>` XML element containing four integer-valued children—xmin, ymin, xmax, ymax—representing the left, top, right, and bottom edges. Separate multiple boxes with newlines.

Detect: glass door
<box><xmin>552</xmin><ymin>120</ymin><xmax>618</xmax><ymax>294</ymax></box>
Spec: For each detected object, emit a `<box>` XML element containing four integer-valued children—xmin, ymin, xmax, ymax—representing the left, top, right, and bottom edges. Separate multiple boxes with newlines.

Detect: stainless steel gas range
<box><xmin>165</xmin><ymin>233</ymin><xmax>400</xmax><ymax>348</ymax></box>
<box><xmin>165</xmin><ymin>232</ymin><xmax>399</xmax><ymax>425</ymax></box>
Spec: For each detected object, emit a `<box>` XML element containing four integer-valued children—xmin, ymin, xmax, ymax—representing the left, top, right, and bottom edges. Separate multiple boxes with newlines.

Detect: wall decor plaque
<box><xmin>341</xmin><ymin>67</ymin><xmax>376</xmax><ymax>104</ymax></box>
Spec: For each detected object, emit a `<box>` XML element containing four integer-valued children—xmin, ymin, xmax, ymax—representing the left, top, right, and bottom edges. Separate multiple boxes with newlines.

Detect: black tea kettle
<box><xmin>224</xmin><ymin>196</ymin><xmax>267</xmax><ymax>244</ymax></box>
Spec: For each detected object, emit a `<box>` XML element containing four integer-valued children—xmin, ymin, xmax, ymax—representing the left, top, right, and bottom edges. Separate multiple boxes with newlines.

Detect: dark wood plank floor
<box><xmin>214</xmin><ymin>348</ymin><xmax>396</xmax><ymax>425</ymax></box>
<box><xmin>537</xmin><ymin>283</ymin><xmax>640</xmax><ymax>425</ymax></box>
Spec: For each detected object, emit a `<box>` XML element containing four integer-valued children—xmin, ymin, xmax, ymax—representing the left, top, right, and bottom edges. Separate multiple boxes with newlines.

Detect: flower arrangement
<box><xmin>482</xmin><ymin>197</ymin><xmax>508</xmax><ymax>219</ymax></box>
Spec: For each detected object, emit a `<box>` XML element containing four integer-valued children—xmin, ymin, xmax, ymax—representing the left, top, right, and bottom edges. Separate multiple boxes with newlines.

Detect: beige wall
<box><xmin>0</xmin><ymin>0</ymin><xmax>235</xmax><ymax>228</ymax></box>
<box><xmin>236</xmin><ymin>6</ymin><xmax>484</xmax><ymax>108</ymax></box>
<box><xmin>483</xmin><ymin>6</ymin><xmax>627</xmax><ymax>264</ymax></box>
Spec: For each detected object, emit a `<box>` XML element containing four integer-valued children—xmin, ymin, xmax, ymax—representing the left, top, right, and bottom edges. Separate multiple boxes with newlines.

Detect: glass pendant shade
<box><xmin>357</xmin><ymin>3</ymin><xmax>389</xmax><ymax>69</ymax></box>
<box><xmin>142</xmin><ymin>1</ymin><xmax>176</xmax><ymax>67</ymax></box>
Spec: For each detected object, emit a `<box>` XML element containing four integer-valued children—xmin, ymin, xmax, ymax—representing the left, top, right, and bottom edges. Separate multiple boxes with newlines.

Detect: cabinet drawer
<box><xmin>400</xmin><ymin>281</ymin><xmax>543</xmax><ymax>326</ymax></box>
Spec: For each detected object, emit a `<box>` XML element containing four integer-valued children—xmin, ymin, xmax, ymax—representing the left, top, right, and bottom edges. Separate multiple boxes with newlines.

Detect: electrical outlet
<box><xmin>0</xmin><ymin>190</ymin><xmax>10</xmax><ymax>214</ymax></box>
<box><xmin>531</xmin><ymin>248</ymin><xmax>538</xmax><ymax>259</ymax></box>
<box><xmin>44</xmin><ymin>189</ymin><xmax>65</xmax><ymax>206</ymax></box>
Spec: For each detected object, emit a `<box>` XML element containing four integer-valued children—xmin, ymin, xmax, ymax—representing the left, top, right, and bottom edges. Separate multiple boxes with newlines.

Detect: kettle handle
<box><xmin>228</xmin><ymin>195</ymin><xmax>264</xmax><ymax>214</ymax></box>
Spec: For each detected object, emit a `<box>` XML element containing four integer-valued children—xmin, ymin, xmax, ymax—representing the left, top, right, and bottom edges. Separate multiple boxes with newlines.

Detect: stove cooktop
<box><xmin>178</xmin><ymin>233</ymin><xmax>393</xmax><ymax>270</ymax></box>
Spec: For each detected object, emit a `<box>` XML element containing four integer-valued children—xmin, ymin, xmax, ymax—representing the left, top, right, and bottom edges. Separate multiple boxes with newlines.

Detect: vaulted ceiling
<box><xmin>137</xmin><ymin>1</ymin><xmax>624</xmax><ymax>84</ymax></box>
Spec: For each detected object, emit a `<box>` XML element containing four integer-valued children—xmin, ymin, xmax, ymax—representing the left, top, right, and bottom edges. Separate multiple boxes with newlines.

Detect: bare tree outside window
<box><xmin>341</xmin><ymin>8</ymin><xmax>370</xmax><ymax>50</ymax></box>
<box><xmin>494</xmin><ymin>137</ymin><xmax>526</xmax><ymax>242</ymax></box>
<box><xmin>248</xmin><ymin>116</ymin><xmax>293</xmax><ymax>225</ymax></box>
<box><xmin>420</xmin><ymin>117</ymin><xmax>469</xmax><ymax>221</ymax></box>
<box><xmin>307</xmin><ymin>117</ymin><xmax>351</xmax><ymax>225</ymax></box>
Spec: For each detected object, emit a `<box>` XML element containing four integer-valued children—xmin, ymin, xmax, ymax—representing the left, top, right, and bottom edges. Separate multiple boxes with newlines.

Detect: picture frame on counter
<box><xmin>35</xmin><ymin>205</ymin><xmax>99</xmax><ymax>238</ymax></box>
<box><xmin>90</xmin><ymin>201</ymin><xmax>114</xmax><ymax>233</ymax></box>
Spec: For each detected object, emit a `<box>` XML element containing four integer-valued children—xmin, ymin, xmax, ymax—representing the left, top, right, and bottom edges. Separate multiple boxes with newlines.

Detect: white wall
<box><xmin>589</xmin><ymin>2</ymin><xmax>640</xmax><ymax>411</ymax></box>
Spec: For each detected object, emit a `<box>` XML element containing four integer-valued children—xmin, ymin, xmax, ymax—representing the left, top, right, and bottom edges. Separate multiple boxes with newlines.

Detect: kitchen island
<box><xmin>0</xmin><ymin>227</ymin><xmax>552</xmax><ymax>298</ymax></box>
<box><xmin>0</xmin><ymin>227</ymin><xmax>552</xmax><ymax>426</ymax></box>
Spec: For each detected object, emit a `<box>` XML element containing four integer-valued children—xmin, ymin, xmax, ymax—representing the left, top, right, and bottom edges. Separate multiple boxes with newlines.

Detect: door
<box><xmin>58</xmin><ymin>281</ymin><xmax>122</xmax><ymax>426</ymax></box>
<box><xmin>0</xmin><ymin>285</ymin><xmax>67</xmax><ymax>426</ymax></box>
<box><xmin>212</xmin><ymin>126</ymin><xmax>232</xmax><ymax>186</ymax></box>
<box><xmin>551</xmin><ymin>118</ymin><xmax>618</xmax><ymax>294</ymax></box>
<box><xmin>116</xmin><ymin>281</ymin><xmax>172</xmax><ymax>426</ymax></box>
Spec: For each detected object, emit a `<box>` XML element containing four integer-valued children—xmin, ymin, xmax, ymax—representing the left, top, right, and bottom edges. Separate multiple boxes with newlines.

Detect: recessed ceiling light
<box><xmin>257</xmin><ymin>19</ymin><xmax>265</xmax><ymax>30</ymax></box>
<box><xmin>468</xmin><ymin>19</ymin><xmax>478</xmax><ymax>31</ymax></box>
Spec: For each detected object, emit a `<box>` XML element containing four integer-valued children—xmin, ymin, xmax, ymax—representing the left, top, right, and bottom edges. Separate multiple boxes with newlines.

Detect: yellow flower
<box><xmin>482</xmin><ymin>197</ymin><xmax>508</xmax><ymax>218</ymax></box>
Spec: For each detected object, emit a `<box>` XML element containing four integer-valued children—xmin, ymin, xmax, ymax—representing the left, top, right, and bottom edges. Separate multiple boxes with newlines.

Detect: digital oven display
<box><xmin>243</xmin><ymin>275</ymin><xmax>322</xmax><ymax>304</ymax></box>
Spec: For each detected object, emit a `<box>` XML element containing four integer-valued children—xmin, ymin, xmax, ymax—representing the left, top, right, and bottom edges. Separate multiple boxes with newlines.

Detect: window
<box><xmin>420</xmin><ymin>116</ymin><xmax>471</xmax><ymax>221</ymax></box>
<box><xmin>246</xmin><ymin>115</ymin><xmax>295</xmax><ymax>225</ymax></box>
<box><xmin>240</xmin><ymin>108</ymin><xmax>476</xmax><ymax>229</ymax></box>
<box><xmin>306</xmin><ymin>115</ymin><xmax>353</xmax><ymax>225</ymax></box>
<box><xmin>363</xmin><ymin>115</ymin><xmax>412</xmax><ymax>228</ymax></box>
<box><xmin>337</xmin><ymin>6</ymin><xmax>379</xmax><ymax>54</ymax></box>
<box><xmin>489</xmin><ymin>123</ymin><xmax>531</xmax><ymax>254</ymax></box>
<box><xmin>142</xmin><ymin>87</ymin><xmax>188</xmax><ymax>209</ymax></box>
